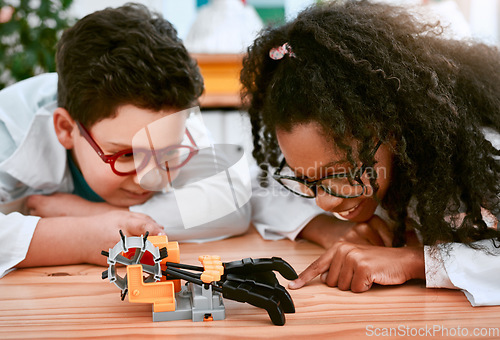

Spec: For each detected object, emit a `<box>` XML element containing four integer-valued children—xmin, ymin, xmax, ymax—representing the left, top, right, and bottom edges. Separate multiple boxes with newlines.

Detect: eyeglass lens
<box><xmin>279</xmin><ymin>176</ymin><xmax>364</xmax><ymax>198</ymax></box>
<box><xmin>112</xmin><ymin>146</ymin><xmax>195</xmax><ymax>174</ymax></box>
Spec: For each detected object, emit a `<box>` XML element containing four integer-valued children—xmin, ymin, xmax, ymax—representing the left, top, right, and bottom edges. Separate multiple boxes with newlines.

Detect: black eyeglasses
<box><xmin>273</xmin><ymin>141</ymin><xmax>382</xmax><ymax>199</ymax></box>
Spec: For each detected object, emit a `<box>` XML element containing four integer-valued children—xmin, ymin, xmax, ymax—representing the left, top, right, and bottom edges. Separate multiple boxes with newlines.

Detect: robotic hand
<box><xmin>165</xmin><ymin>256</ymin><xmax>297</xmax><ymax>326</ymax></box>
<box><xmin>101</xmin><ymin>231</ymin><xmax>298</xmax><ymax>326</ymax></box>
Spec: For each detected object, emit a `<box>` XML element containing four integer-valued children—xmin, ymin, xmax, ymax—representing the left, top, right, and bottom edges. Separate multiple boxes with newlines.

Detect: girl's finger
<box><xmin>288</xmin><ymin>250</ymin><xmax>334</xmax><ymax>289</ymax></box>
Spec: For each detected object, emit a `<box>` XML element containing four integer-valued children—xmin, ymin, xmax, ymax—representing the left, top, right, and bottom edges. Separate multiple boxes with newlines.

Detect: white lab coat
<box><xmin>0</xmin><ymin>73</ymin><xmax>323</xmax><ymax>277</ymax></box>
<box><xmin>374</xmin><ymin>126</ymin><xmax>500</xmax><ymax>307</ymax></box>
<box><xmin>423</xmin><ymin>127</ymin><xmax>500</xmax><ymax>306</ymax></box>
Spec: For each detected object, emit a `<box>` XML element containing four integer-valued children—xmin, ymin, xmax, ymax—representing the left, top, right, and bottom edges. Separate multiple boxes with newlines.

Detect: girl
<box><xmin>241</xmin><ymin>0</ymin><xmax>500</xmax><ymax>305</ymax></box>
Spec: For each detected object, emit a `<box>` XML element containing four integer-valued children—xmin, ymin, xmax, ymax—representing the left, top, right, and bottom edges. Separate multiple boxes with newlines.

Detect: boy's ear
<box><xmin>53</xmin><ymin>107</ymin><xmax>77</xmax><ymax>150</ymax></box>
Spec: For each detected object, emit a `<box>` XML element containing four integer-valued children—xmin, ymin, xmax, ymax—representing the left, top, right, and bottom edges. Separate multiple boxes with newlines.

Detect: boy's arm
<box><xmin>26</xmin><ymin>193</ymin><xmax>124</xmax><ymax>217</ymax></box>
<box><xmin>0</xmin><ymin>210</ymin><xmax>163</xmax><ymax>277</ymax></box>
<box><xmin>16</xmin><ymin>211</ymin><xmax>164</xmax><ymax>268</ymax></box>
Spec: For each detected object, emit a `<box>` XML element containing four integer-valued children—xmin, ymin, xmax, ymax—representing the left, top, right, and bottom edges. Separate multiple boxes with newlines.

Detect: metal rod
<box><xmin>163</xmin><ymin>268</ymin><xmax>222</xmax><ymax>292</ymax></box>
<box><xmin>165</xmin><ymin>262</ymin><xmax>204</xmax><ymax>271</ymax></box>
<box><xmin>165</xmin><ymin>267</ymin><xmax>201</xmax><ymax>280</ymax></box>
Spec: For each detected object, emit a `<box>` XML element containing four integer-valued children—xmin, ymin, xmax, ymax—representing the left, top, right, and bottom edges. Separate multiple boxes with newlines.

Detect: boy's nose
<box><xmin>315</xmin><ymin>187</ymin><xmax>344</xmax><ymax>212</ymax></box>
<box><xmin>133</xmin><ymin>165</ymin><xmax>170</xmax><ymax>191</ymax></box>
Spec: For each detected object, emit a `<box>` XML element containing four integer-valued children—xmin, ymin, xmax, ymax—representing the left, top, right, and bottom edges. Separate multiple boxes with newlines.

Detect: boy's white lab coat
<box><xmin>0</xmin><ymin>73</ymin><xmax>323</xmax><ymax>278</ymax></box>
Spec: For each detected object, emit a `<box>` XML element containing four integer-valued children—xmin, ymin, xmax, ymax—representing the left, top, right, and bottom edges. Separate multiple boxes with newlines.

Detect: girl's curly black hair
<box><xmin>240</xmin><ymin>0</ymin><xmax>500</xmax><ymax>247</ymax></box>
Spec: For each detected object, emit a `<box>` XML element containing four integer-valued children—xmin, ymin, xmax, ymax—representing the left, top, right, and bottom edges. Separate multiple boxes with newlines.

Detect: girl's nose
<box><xmin>315</xmin><ymin>187</ymin><xmax>344</xmax><ymax>212</ymax></box>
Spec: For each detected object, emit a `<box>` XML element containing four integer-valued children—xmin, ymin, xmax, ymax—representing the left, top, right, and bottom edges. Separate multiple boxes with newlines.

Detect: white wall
<box><xmin>69</xmin><ymin>0</ymin><xmax>162</xmax><ymax>17</ymax></box>
<box><xmin>67</xmin><ymin>0</ymin><xmax>499</xmax><ymax>152</ymax></box>
<box><xmin>201</xmin><ymin>111</ymin><xmax>254</xmax><ymax>158</ymax></box>
<box><xmin>70</xmin><ymin>0</ymin><xmax>500</xmax><ymax>44</ymax></box>
<box><xmin>68</xmin><ymin>0</ymin><xmax>197</xmax><ymax>40</ymax></box>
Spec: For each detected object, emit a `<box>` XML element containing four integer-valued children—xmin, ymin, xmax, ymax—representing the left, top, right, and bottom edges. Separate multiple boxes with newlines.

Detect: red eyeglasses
<box><xmin>76</xmin><ymin>122</ymin><xmax>199</xmax><ymax>176</ymax></box>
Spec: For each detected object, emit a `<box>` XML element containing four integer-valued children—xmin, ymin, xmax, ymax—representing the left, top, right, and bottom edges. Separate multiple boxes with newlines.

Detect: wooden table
<box><xmin>1</xmin><ymin>228</ymin><xmax>499</xmax><ymax>339</ymax></box>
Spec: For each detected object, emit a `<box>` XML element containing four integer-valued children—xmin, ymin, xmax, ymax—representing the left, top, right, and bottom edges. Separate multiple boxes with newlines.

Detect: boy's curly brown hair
<box><xmin>56</xmin><ymin>3</ymin><xmax>203</xmax><ymax>127</ymax></box>
<box><xmin>241</xmin><ymin>0</ymin><xmax>500</xmax><ymax>247</ymax></box>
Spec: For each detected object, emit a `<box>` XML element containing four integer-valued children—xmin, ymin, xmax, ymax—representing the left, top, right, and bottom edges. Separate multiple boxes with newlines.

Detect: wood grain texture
<box><xmin>1</xmin><ymin>227</ymin><xmax>499</xmax><ymax>339</ymax></box>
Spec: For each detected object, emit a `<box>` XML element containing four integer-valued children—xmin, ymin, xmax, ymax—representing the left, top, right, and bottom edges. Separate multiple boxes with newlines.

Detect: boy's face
<box><xmin>71</xmin><ymin>104</ymin><xmax>186</xmax><ymax>207</ymax></box>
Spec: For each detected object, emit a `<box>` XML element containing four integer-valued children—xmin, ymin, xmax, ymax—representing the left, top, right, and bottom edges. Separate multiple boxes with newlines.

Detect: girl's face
<box><xmin>275</xmin><ymin>122</ymin><xmax>393</xmax><ymax>222</ymax></box>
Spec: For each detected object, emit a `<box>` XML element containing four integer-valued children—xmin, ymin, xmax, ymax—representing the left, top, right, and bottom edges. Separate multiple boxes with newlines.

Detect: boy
<box><xmin>0</xmin><ymin>3</ymin><xmax>326</xmax><ymax>277</ymax></box>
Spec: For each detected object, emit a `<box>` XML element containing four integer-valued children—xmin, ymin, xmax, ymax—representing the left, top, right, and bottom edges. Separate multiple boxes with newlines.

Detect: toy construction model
<box><xmin>101</xmin><ymin>231</ymin><xmax>298</xmax><ymax>326</ymax></box>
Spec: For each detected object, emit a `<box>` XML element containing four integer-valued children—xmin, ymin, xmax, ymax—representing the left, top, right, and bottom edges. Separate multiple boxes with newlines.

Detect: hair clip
<box><xmin>269</xmin><ymin>42</ymin><xmax>296</xmax><ymax>60</ymax></box>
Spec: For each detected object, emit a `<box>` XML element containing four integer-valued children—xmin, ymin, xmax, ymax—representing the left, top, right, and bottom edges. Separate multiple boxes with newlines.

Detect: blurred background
<box><xmin>1</xmin><ymin>0</ymin><xmax>499</xmax><ymax>153</ymax></box>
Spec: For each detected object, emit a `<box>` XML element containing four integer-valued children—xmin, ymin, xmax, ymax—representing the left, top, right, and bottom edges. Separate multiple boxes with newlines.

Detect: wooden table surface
<box><xmin>1</xmin><ymin>227</ymin><xmax>499</xmax><ymax>339</ymax></box>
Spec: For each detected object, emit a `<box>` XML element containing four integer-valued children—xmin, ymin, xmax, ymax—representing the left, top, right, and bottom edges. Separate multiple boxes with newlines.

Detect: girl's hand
<box><xmin>26</xmin><ymin>193</ymin><xmax>123</xmax><ymax>217</ymax></box>
<box><xmin>340</xmin><ymin>215</ymin><xmax>394</xmax><ymax>246</ymax></box>
<box><xmin>297</xmin><ymin>214</ymin><xmax>393</xmax><ymax>249</ymax></box>
<box><xmin>289</xmin><ymin>242</ymin><xmax>424</xmax><ymax>292</ymax></box>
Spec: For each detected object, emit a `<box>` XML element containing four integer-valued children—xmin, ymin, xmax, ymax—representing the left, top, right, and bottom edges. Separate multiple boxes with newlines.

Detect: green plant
<box><xmin>0</xmin><ymin>0</ymin><xmax>75</xmax><ymax>89</ymax></box>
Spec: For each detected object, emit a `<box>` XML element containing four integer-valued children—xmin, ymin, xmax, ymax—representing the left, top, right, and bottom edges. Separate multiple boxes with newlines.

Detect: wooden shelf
<box><xmin>191</xmin><ymin>53</ymin><xmax>244</xmax><ymax>109</ymax></box>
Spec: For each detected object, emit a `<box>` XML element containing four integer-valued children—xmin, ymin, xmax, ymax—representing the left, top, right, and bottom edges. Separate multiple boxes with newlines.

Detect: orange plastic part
<box><xmin>126</xmin><ymin>264</ymin><xmax>176</xmax><ymax>313</ymax></box>
<box><xmin>148</xmin><ymin>235</ymin><xmax>182</xmax><ymax>293</ymax></box>
<box><xmin>199</xmin><ymin>255</ymin><xmax>224</xmax><ymax>283</ymax></box>
<box><xmin>123</xmin><ymin>234</ymin><xmax>182</xmax><ymax>313</ymax></box>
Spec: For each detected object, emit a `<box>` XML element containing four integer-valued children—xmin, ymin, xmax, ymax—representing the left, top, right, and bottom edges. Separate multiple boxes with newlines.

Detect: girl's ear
<box><xmin>53</xmin><ymin>107</ymin><xmax>77</xmax><ymax>150</ymax></box>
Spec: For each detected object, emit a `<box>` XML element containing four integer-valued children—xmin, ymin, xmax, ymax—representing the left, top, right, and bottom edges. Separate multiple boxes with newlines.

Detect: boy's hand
<box><xmin>27</xmin><ymin>193</ymin><xmax>121</xmax><ymax>217</ymax></box>
<box><xmin>83</xmin><ymin>210</ymin><xmax>165</xmax><ymax>266</ymax></box>
<box><xmin>289</xmin><ymin>242</ymin><xmax>425</xmax><ymax>292</ymax></box>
